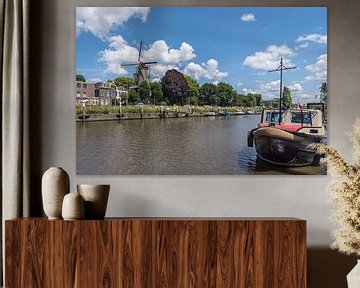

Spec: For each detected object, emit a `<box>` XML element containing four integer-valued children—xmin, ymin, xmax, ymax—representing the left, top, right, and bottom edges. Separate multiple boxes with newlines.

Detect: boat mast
<box><xmin>268</xmin><ymin>58</ymin><xmax>297</xmax><ymax>124</ymax></box>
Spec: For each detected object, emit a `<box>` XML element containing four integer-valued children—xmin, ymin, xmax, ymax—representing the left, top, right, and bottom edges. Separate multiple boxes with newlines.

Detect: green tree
<box><xmin>217</xmin><ymin>82</ymin><xmax>236</xmax><ymax>106</ymax></box>
<box><xmin>150</xmin><ymin>82</ymin><xmax>164</xmax><ymax>104</ymax></box>
<box><xmin>128</xmin><ymin>89</ymin><xmax>140</xmax><ymax>104</ymax></box>
<box><xmin>232</xmin><ymin>94</ymin><xmax>246</xmax><ymax>106</ymax></box>
<box><xmin>111</xmin><ymin>76</ymin><xmax>134</xmax><ymax>89</ymax></box>
<box><xmin>254</xmin><ymin>94</ymin><xmax>262</xmax><ymax>106</ymax></box>
<box><xmin>161</xmin><ymin>69</ymin><xmax>189</xmax><ymax>105</ymax></box>
<box><xmin>282</xmin><ymin>86</ymin><xmax>292</xmax><ymax>108</ymax></box>
<box><xmin>185</xmin><ymin>75</ymin><xmax>200</xmax><ymax>105</ymax></box>
<box><xmin>199</xmin><ymin>83</ymin><xmax>218</xmax><ymax>105</ymax></box>
<box><xmin>244</xmin><ymin>93</ymin><xmax>257</xmax><ymax>107</ymax></box>
<box><xmin>320</xmin><ymin>81</ymin><xmax>327</xmax><ymax>102</ymax></box>
<box><xmin>139</xmin><ymin>81</ymin><xmax>151</xmax><ymax>103</ymax></box>
<box><xmin>76</xmin><ymin>74</ymin><xmax>86</xmax><ymax>82</ymax></box>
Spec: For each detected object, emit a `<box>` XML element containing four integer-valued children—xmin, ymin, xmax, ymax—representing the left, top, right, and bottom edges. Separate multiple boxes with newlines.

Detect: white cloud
<box><xmin>242</xmin><ymin>88</ymin><xmax>258</xmax><ymax>94</ymax></box>
<box><xmin>143</xmin><ymin>40</ymin><xmax>196</xmax><ymax>64</ymax></box>
<box><xmin>150</xmin><ymin>64</ymin><xmax>178</xmax><ymax>78</ymax></box>
<box><xmin>297</xmin><ymin>33</ymin><xmax>327</xmax><ymax>44</ymax></box>
<box><xmin>305</xmin><ymin>54</ymin><xmax>327</xmax><ymax>81</ymax></box>
<box><xmin>256</xmin><ymin>80</ymin><xmax>303</xmax><ymax>99</ymax></box>
<box><xmin>241</xmin><ymin>13</ymin><xmax>256</xmax><ymax>22</ymax></box>
<box><xmin>151</xmin><ymin>78</ymin><xmax>161</xmax><ymax>83</ymax></box>
<box><xmin>99</xmin><ymin>36</ymin><xmax>195</xmax><ymax>77</ymax></box>
<box><xmin>288</xmin><ymin>83</ymin><xmax>304</xmax><ymax>93</ymax></box>
<box><xmin>76</xmin><ymin>7</ymin><xmax>150</xmax><ymax>38</ymax></box>
<box><xmin>295</xmin><ymin>42</ymin><xmax>309</xmax><ymax>50</ymax></box>
<box><xmin>243</xmin><ymin>45</ymin><xmax>295</xmax><ymax>70</ymax></box>
<box><xmin>184</xmin><ymin>59</ymin><xmax>228</xmax><ymax>81</ymax></box>
<box><xmin>99</xmin><ymin>35</ymin><xmax>140</xmax><ymax>75</ymax></box>
<box><xmin>237</xmin><ymin>82</ymin><xmax>243</xmax><ymax>86</ymax></box>
<box><xmin>299</xmin><ymin>42</ymin><xmax>309</xmax><ymax>48</ymax></box>
<box><xmin>88</xmin><ymin>78</ymin><xmax>103</xmax><ymax>83</ymax></box>
<box><xmin>99</xmin><ymin>36</ymin><xmax>227</xmax><ymax>81</ymax></box>
<box><xmin>260</xmin><ymin>80</ymin><xmax>280</xmax><ymax>92</ymax></box>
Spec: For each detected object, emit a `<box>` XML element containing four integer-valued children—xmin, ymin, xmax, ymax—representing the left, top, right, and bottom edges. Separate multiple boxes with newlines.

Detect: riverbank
<box><xmin>76</xmin><ymin>110</ymin><xmax>262</xmax><ymax>122</ymax></box>
<box><xmin>76</xmin><ymin>105</ymin><xmax>261</xmax><ymax>122</ymax></box>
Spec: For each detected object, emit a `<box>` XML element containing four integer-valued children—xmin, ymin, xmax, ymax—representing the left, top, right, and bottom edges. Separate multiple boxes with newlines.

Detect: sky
<box><xmin>76</xmin><ymin>7</ymin><xmax>327</xmax><ymax>103</ymax></box>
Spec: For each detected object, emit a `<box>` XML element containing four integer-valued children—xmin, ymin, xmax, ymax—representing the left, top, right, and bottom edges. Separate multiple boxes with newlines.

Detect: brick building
<box><xmin>76</xmin><ymin>81</ymin><xmax>117</xmax><ymax>105</ymax></box>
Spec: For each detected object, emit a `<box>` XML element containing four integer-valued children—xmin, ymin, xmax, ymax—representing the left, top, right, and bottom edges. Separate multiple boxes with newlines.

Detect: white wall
<box><xmin>31</xmin><ymin>0</ymin><xmax>360</xmax><ymax>248</ymax></box>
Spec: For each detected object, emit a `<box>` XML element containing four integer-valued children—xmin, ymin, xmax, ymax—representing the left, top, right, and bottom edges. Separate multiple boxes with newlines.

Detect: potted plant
<box><xmin>310</xmin><ymin>118</ymin><xmax>360</xmax><ymax>287</ymax></box>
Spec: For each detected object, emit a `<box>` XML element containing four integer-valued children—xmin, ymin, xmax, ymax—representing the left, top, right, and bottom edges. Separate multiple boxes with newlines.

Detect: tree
<box><xmin>232</xmin><ymin>94</ymin><xmax>246</xmax><ymax>107</ymax></box>
<box><xmin>111</xmin><ymin>76</ymin><xmax>134</xmax><ymax>89</ymax></box>
<box><xmin>128</xmin><ymin>89</ymin><xmax>140</xmax><ymax>104</ymax></box>
<box><xmin>282</xmin><ymin>86</ymin><xmax>292</xmax><ymax>108</ymax></box>
<box><xmin>199</xmin><ymin>83</ymin><xmax>218</xmax><ymax>105</ymax></box>
<box><xmin>244</xmin><ymin>93</ymin><xmax>257</xmax><ymax>107</ymax></box>
<box><xmin>320</xmin><ymin>81</ymin><xmax>327</xmax><ymax>102</ymax></box>
<box><xmin>150</xmin><ymin>82</ymin><xmax>164</xmax><ymax>104</ymax></box>
<box><xmin>254</xmin><ymin>94</ymin><xmax>262</xmax><ymax>106</ymax></box>
<box><xmin>217</xmin><ymin>82</ymin><xmax>236</xmax><ymax>106</ymax></box>
<box><xmin>161</xmin><ymin>69</ymin><xmax>189</xmax><ymax>105</ymax></box>
<box><xmin>76</xmin><ymin>74</ymin><xmax>86</xmax><ymax>82</ymax></box>
<box><xmin>139</xmin><ymin>81</ymin><xmax>151</xmax><ymax>103</ymax></box>
<box><xmin>185</xmin><ymin>75</ymin><xmax>200</xmax><ymax>105</ymax></box>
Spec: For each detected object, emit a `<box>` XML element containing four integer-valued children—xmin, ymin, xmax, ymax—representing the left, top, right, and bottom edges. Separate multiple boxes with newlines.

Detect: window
<box><xmin>266</xmin><ymin>112</ymin><xmax>280</xmax><ymax>123</ymax></box>
<box><xmin>291</xmin><ymin>112</ymin><xmax>312</xmax><ymax>124</ymax></box>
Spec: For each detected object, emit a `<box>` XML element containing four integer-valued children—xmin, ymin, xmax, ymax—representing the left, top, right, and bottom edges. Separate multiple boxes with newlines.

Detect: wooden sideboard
<box><xmin>5</xmin><ymin>218</ymin><xmax>306</xmax><ymax>287</ymax></box>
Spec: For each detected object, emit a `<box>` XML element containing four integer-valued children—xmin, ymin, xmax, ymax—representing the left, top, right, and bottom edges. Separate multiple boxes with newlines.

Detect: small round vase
<box><xmin>62</xmin><ymin>192</ymin><xmax>85</xmax><ymax>220</ymax></box>
<box><xmin>42</xmin><ymin>167</ymin><xmax>70</xmax><ymax>219</ymax></box>
<box><xmin>77</xmin><ymin>184</ymin><xmax>110</xmax><ymax>219</ymax></box>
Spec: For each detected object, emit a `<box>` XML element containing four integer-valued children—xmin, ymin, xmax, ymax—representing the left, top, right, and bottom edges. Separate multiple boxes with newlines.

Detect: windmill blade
<box><xmin>283</xmin><ymin>66</ymin><xmax>297</xmax><ymax>70</ymax></box>
<box><xmin>138</xmin><ymin>41</ymin><xmax>143</xmax><ymax>62</ymax></box>
<box><xmin>122</xmin><ymin>63</ymin><xmax>138</xmax><ymax>66</ymax></box>
<box><xmin>142</xmin><ymin>61</ymin><xmax>158</xmax><ymax>65</ymax></box>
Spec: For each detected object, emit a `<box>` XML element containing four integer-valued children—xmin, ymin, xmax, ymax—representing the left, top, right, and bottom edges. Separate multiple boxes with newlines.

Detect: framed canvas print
<box><xmin>76</xmin><ymin>6</ymin><xmax>327</xmax><ymax>175</ymax></box>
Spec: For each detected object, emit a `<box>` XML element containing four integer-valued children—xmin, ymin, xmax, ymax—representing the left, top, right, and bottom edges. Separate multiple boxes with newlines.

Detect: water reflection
<box><xmin>76</xmin><ymin>115</ymin><xmax>326</xmax><ymax>175</ymax></box>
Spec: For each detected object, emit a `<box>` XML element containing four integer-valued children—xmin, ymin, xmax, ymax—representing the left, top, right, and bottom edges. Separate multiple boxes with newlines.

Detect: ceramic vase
<box><xmin>42</xmin><ymin>167</ymin><xmax>70</xmax><ymax>219</ymax></box>
<box><xmin>347</xmin><ymin>259</ymin><xmax>360</xmax><ymax>288</ymax></box>
<box><xmin>62</xmin><ymin>192</ymin><xmax>85</xmax><ymax>220</ymax></box>
<box><xmin>77</xmin><ymin>184</ymin><xmax>110</xmax><ymax>219</ymax></box>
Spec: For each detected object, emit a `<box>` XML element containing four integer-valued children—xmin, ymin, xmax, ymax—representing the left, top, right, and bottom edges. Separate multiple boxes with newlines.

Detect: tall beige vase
<box><xmin>77</xmin><ymin>184</ymin><xmax>110</xmax><ymax>219</ymax></box>
<box><xmin>42</xmin><ymin>167</ymin><xmax>70</xmax><ymax>219</ymax></box>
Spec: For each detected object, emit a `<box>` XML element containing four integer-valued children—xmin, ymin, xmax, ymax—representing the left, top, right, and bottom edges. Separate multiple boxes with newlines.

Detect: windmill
<box><xmin>122</xmin><ymin>41</ymin><xmax>158</xmax><ymax>88</ymax></box>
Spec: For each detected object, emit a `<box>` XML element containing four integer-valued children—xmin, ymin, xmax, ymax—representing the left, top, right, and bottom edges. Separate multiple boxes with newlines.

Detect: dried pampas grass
<box><xmin>310</xmin><ymin>118</ymin><xmax>360</xmax><ymax>256</ymax></box>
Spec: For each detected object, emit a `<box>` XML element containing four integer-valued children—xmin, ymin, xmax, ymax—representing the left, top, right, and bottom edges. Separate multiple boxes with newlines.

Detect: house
<box><xmin>76</xmin><ymin>81</ymin><xmax>117</xmax><ymax>105</ymax></box>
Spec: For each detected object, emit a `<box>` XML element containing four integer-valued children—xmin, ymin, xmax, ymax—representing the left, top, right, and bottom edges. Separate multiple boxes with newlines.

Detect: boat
<box><xmin>247</xmin><ymin>105</ymin><xmax>326</xmax><ymax>167</ymax></box>
<box><xmin>204</xmin><ymin>111</ymin><xmax>216</xmax><ymax>116</ymax></box>
<box><xmin>234</xmin><ymin>111</ymin><xmax>245</xmax><ymax>115</ymax></box>
<box><xmin>219</xmin><ymin>110</ymin><xmax>232</xmax><ymax>116</ymax></box>
<box><xmin>245</xmin><ymin>110</ymin><xmax>255</xmax><ymax>115</ymax></box>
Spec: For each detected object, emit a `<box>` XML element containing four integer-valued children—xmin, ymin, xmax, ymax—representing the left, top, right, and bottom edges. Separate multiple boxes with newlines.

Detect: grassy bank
<box><xmin>76</xmin><ymin>104</ymin><xmax>261</xmax><ymax>115</ymax></box>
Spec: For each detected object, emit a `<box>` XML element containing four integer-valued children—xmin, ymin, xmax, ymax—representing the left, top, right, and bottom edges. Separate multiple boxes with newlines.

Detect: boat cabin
<box><xmin>259</xmin><ymin>108</ymin><xmax>325</xmax><ymax>136</ymax></box>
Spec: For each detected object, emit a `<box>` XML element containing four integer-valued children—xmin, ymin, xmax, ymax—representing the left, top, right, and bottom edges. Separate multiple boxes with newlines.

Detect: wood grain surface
<box><xmin>5</xmin><ymin>218</ymin><xmax>306</xmax><ymax>287</ymax></box>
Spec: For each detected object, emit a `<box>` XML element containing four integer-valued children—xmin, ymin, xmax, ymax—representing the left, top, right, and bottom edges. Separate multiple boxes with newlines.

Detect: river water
<box><xmin>76</xmin><ymin>115</ymin><xmax>326</xmax><ymax>175</ymax></box>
